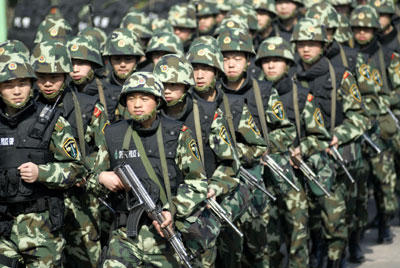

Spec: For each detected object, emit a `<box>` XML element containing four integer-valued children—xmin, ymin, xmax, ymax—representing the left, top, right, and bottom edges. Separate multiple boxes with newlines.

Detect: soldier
<box><xmin>154</xmin><ymin>54</ymin><xmax>245</xmax><ymax>268</ymax></box>
<box><xmin>194</xmin><ymin>1</ymin><xmax>220</xmax><ymax>36</ymax></box>
<box><xmin>98</xmin><ymin>72</ymin><xmax>209</xmax><ymax>267</ymax></box>
<box><xmin>374</xmin><ymin>0</ymin><xmax>400</xmax><ymax>54</ymax></box>
<box><xmin>0</xmin><ymin>47</ymin><xmax>84</xmax><ymax>266</ymax></box>
<box><xmin>31</xmin><ymin>40</ymin><xmax>109</xmax><ymax>268</ymax></box>
<box><xmin>168</xmin><ymin>3</ymin><xmax>197</xmax><ymax>52</ymax></box>
<box><xmin>145</xmin><ymin>32</ymin><xmax>184</xmax><ymax>68</ymax></box>
<box><xmin>291</xmin><ymin>17</ymin><xmax>369</xmax><ymax>267</ymax></box>
<box><xmin>350</xmin><ymin>4</ymin><xmax>399</xmax><ymax>244</ymax></box>
<box><xmin>69</xmin><ymin>35</ymin><xmax>120</xmax><ymax>123</ymax></box>
<box><xmin>214</xmin><ymin>0</ymin><xmax>232</xmax><ymax>24</ymax></box>
<box><xmin>216</xmin><ymin>28</ymin><xmax>311</xmax><ymax>268</ymax></box>
<box><xmin>151</xmin><ymin>19</ymin><xmax>175</xmax><ymax>35</ymax></box>
<box><xmin>250</xmin><ymin>0</ymin><xmax>278</xmax><ymax>50</ymax></box>
<box><xmin>229</xmin><ymin>5</ymin><xmax>260</xmax><ymax>38</ymax></box>
<box><xmin>187</xmin><ymin>43</ymin><xmax>270</xmax><ymax>267</ymax></box>
<box><xmin>34</xmin><ymin>14</ymin><xmax>74</xmax><ymax>44</ymax></box>
<box><xmin>330</xmin><ymin>0</ymin><xmax>354</xmax><ymax>17</ymax></box>
<box><xmin>273</xmin><ymin>0</ymin><xmax>304</xmax><ymax>43</ymax></box>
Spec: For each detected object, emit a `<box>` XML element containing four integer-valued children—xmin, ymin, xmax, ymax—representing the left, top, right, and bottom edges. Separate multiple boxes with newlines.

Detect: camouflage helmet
<box><xmin>371</xmin><ymin>0</ymin><xmax>395</xmax><ymax>14</ymax></box>
<box><xmin>304</xmin><ymin>0</ymin><xmax>324</xmax><ymax>8</ymax></box>
<box><xmin>0</xmin><ymin>54</ymin><xmax>36</xmax><ymax>83</ymax></box>
<box><xmin>334</xmin><ymin>13</ymin><xmax>353</xmax><ymax>43</ymax></box>
<box><xmin>153</xmin><ymin>54</ymin><xmax>195</xmax><ymax>86</ymax></box>
<box><xmin>218</xmin><ymin>28</ymin><xmax>256</xmax><ymax>55</ymax></box>
<box><xmin>119</xmin><ymin>71</ymin><xmax>165</xmax><ymax>106</ymax></box>
<box><xmin>190</xmin><ymin>36</ymin><xmax>219</xmax><ymax>49</ymax></box>
<box><xmin>187</xmin><ymin>43</ymin><xmax>224</xmax><ymax>73</ymax></box>
<box><xmin>291</xmin><ymin>18</ymin><xmax>328</xmax><ymax>43</ymax></box>
<box><xmin>255</xmin><ymin>37</ymin><xmax>295</xmax><ymax>66</ymax></box>
<box><xmin>146</xmin><ymin>32</ymin><xmax>184</xmax><ymax>56</ymax></box>
<box><xmin>194</xmin><ymin>1</ymin><xmax>220</xmax><ymax>16</ymax></box>
<box><xmin>78</xmin><ymin>27</ymin><xmax>108</xmax><ymax>50</ymax></box>
<box><xmin>246</xmin><ymin>0</ymin><xmax>277</xmax><ymax>15</ymax></box>
<box><xmin>34</xmin><ymin>15</ymin><xmax>73</xmax><ymax>43</ymax></box>
<box><xmin>103</xmin><ymin>28</ymin><xmax>145</xmax><ymax>57</ymax></box>
<box><xmin>0</xmin><ymin>40</ymin><xmax>30</xmax><ymax>62</ymax></box>
<box><xmin>31</xmin><ymin>40</ymin><xmax>73</xmax><ymax>73</ymax></box>
<box><xmin>152</xmin><ymin>19</ymin><xmax>174</xmax><ymax>35</ymax></box>
<box><xmin>120</xmin><ymin>10</ymin><xmax>153</xmax><ymax>39</ymax></box>
<box><xmin>305</xmin><ymin>2</ymin><xmax>340</xmax><ymax>29</ymax></box>
<box><xmin>329</xmin><ymin>0</ymin><xmax>353</xmax><ymax>5</ymax></box>
<box><xmin>349</xmin><ymin>5</ymin><xmax>380</xmax><ymax>29</ymax></box>
<box><xmin>214</xmin><ymin>15</ymin><xmax>249</xmax><ymax>35</ymax></box>
<box><xmin>210</xmin><ymin>0</ymin><xmax>232</xmax><ymax>12</ymax></box>
<box><xmin>168</xmin><ymin>4</ymin><xmax>197</xmax><ymax>29</ymax></box>
<box><xmin>229</xmin><ymin>5</ymin><xmax>259</xmax><ymax>31</ymax></box>
<box><xmin>68</xmin><ymin>35</ymin><xmax>103</xmax><ymax>67</ymax></box>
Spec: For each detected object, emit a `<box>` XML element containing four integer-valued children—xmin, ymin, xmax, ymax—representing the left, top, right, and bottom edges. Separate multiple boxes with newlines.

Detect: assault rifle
<box><xmin>362</xmin><ymin>133</ymin><xmax>382</xmax><ymax>154</ymax></box>
<box><xmin>261</xmin><ymin>154</ymin><xmax>300</xmax><ymax>192</ymax></box>
<box><xmin>239</xmin><ymin>166</ymin><xmax>276</xmax><ymax>201</ymax></box>
<box><xmin>329</xmin><ymin>146</ymin><xmax>355</xmax><ymax>183</ymax></box>
<box><xmin>288</xmin><ymin>149</ymin><xmax>331</xmax><ymax>197</ymax></box>
<box><xmin>386</xmin><ymin>108</ymin><xmax>400</xmax><ymax>131</ymax></box>
<box><xmin>114</xmin><ymin>163</ymin><xmax>193</xmax><ymax>268</ymax></box>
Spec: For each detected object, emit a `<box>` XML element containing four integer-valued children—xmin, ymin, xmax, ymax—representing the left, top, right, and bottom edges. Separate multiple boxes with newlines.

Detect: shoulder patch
<box><xmin>372</xmin><ymin>69</ymin><xmax>383</xmax><ymax>87</ymax></box>
<box><xmin>214</xmin><ymin>112</ymin><xmax>219</xmax><ymax>120</ymax></box>
<box><xmin>101</xmin><ymin>122</ymin><xmax>110</xmax><ymax>134</ymax></box>
<box><xmin>63</xmin><ymin>138</ymin><xmax>79</xmax><ymax>159</ymax></box>
<box><xmin>313</xmin><ymin>108</ymin><xmax>324</xmax><ymax>127</ymax></box>
<box><xmin>349</xmin><ymin>84</ymin><xmax>362</xmax><ymax>103</ymax></box>
<box><xmin>248</xmin><ymin>115</ymin><xmax>260</xmax><ymax>135</ymax></box>
<box><xmin>55</xmin><ymin>121</ymin><xmax>65</xmax><ymax>132</ymax></box>
<box><xmin>93</xmin><ymin>106</ymin><xmax>102</xmax><ymax>118</ymax></box>
<box><xmin>189</xmin><ymin>139</ymin><xmax>201</xmax><ymax>161</ymax></box>
<box><xmin>392</xmin><ymin>53</ymin><xmax>395</xmax><ymax>60</ymax></box>
<box><xmin>343</xmin><ymin>71</ymin><xmax>350</xmax><ymax>80</ymax></box>
<box><xmin>359</xmin><ymin>64</ymin><xmax>372</xmax><ymax>81</ymax></box>
<box><xmin>219</xmin><ymin>126</ymin><xmax>231</xmax><ymax>146</ymax></box>
<box><xmin>182</xmin><ymin>125</ymin><xmax>188</xmax><ymax>132</ymax></box>
<box><xmin>272</xmin><ymin>101</ymin><xmax>285</xmax><ymax>120</ymax></box>
<box><xmin>307</xmin><ymin>93</ymin><xmax>314</xmax><ymax>102</ymax></box>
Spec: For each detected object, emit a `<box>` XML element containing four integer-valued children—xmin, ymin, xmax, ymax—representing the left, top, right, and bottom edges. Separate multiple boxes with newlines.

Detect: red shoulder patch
<box><xmin>343</xmin><ymin>71</ymin><xmax>349</xmax><ymax>80</ymax></box>
<box><xmin>182</xmin><ymin>125</ymin><xmax>188</xmax><ymax>132</ymax></box>
<box><xmin>307</xmin><ymin>93</ymin><xmax>314</xmax><ymax>102</ymax></box>
<box><xmin>93</xmin><ymin>107</ymin><xmax>102</xmax><ymax>118</ymax></box>
<box><xmin>214</xmin><ymin>112</ymin><xmax>219</xmax><ymax>120</ymax></box>
<box><xmin>392</xmin><ymin>53</ymin><xmax>395</xmax><ymax>60</ymax></box>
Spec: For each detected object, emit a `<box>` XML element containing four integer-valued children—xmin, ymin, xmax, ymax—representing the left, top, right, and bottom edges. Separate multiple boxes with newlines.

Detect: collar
<box><xmin>296</xmin><ymin>56</ymin><xmax>330</xmax><ymax>80</ymax></box>
<box><xmin>219</xmin><ymin>71</ymin><xmax>253</xmax><ymax>95</ymax></box>
<box><xmin>378</xmin><ymin>24</ymin><xmax>398</xmax><ymax>46</ymax></box>
<box><xmin>355</xmin><ymin>37</ymin><xmax>379</xmax><ymax>58</ymax></box>
<box><xmin>130</xmin><ymin>113</ymin><xmax>161</xmax><ymax>136</ymax></box>
<box><xmin>0</xmin><ymin>98</ymin><xmax>36</xmax><ymax>127</ymax></box>
<box><xmin>325</xmin><ymin>41</ymin><xmax>341</xmax><ymax>59</ymax></box>
<box><xmin>272</xmin><ymin>75</ymin><xmax>292</xmax><ymax>95</ymax></box>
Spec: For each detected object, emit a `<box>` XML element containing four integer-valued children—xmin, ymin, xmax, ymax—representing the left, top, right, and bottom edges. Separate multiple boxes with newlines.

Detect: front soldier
<box><xmin>98</xmin><ymin>72</ymin><xmax>209</xmax><ymax>267</ymax></box>
<box><xmin>0</xmin><ymin>47</ymin><xmax>85</xmax><ymax>266</ymax></box>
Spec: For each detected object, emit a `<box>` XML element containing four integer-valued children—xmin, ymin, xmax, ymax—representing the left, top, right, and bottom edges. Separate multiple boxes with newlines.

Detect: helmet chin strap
<box><xmin>131</xmin><ymin>106</ymin><xmax>157</xmax><ymax>123</ymax></box>
<box><xmin>72</xmin><ymin>68</ymin><xmax>95</xmax><ymax>85</ymax></box>
<box><xmin>1</xmin><ymin>88</ymin><xmax>33</xmax><ymax>109</ymax></box>
<box><xmin>194</xmin><ymin>77</ymin><xmax>216</xmax><ymax>93</ymax></box>
<box><xmin>265</xmin><ymin>66</ymin><xmax>289</xmax><ymax>82</ymax></box>
<box><xmin>227</xmin><ymin>62</ymin><xmax>248</xmax><ymax>82</ymax></box>
<box><xmin>41</xmin><ymin>79</ymin><xmax>66</xmax><ymax>100</ymax></box>
<box><xmin>167</xmin><ymin>92</ymin><xmax>187</xmax><ymax>107</ymax></box>
<box><xmin>301</xmin><ymin>49</ymin><xmax>324</xmax><ymax>65</ymax></box>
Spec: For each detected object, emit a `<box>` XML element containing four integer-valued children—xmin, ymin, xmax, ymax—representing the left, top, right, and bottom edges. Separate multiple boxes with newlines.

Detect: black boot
<box><xmin>327</xmin><ymin>259</ymin><xmax>340</xmax><ymax>268</ymax></box>
<box><xmin>309</xmin><ymin>231</ymin><xmax>325</xmax><ymax>268</ymax></box>
<box><xmin>377</xmin><ymin>215</ymin><xmax>393</xmax><ymax>244</ymax></box>
<box><xmin>348</xmin><ymin>230</ymin><xmax>365</xmax><ymax>263</ymax></box>
<box><xmin>339</xmin><ymin>250</ymin><xmax>348</xmax><ymax>268</ymax></box>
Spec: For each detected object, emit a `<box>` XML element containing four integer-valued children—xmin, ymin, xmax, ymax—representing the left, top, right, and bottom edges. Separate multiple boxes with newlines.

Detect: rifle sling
<box><xmin>292</xmin><ymin>81</ymin><xmax>302</xmax><ymax>142</ymax></box>
<box><xmin>192</xmin><ymin>98</ymin><xmax>205</xmax><ymax>162</ymax></box>
<box><xmin>72</xmin><ymin>91</ymin><xmax>86</xmax><ymax>159</ymax></box>
<box><xmin>252</xmin><ymin>78</ymin><xmax>270</xmax><ymax>147</ymax></box>
<box><xmin>328</xmin><ymin>60</ymin><xmax>337</xmax><ymax>134</ymax></box>
<box><xmin>95</xmin><ymin>78</ymin><xmax>109</xmax><ymax>120</ymax></box>
<box><xmin>222</xmin><ymin>92</ymin><xmax>237</xmax><ymax>146</ymax></box>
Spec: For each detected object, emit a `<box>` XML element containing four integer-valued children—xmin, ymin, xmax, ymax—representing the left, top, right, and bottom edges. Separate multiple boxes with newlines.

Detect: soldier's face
<box><xmin>193</xmin><ymin>64</ymin><xmax>216</xmax><ymax>87</ymax></box>
<box><xmin>261</xmin><ymin>57</ymin><xmax>287</xmax><ymax>79</ymax></box>
<box><xmin>70</xmin><ymin>59</ymin><xmax>92</xmax><ymax>81</ymax></box>
<box><xmin>163</xmin><ymin>83</ymin><xmax>186</xmax><ymax>103</ymax></box>
<box><xmin>223</xmin><ymin>52</ymin><xmax>248</xmax><ymax>79</ymax></box>
<box><xmin>0</xmin><ymin>78</ymin><xmax>31</xmax><ymax>107</ymax></box>
<box><xmin>126</xmin><ymin>92</ymin><xmax>157</xmax><ymax>117</ymax></box>
<box><xmin>173</xmin><ymin>27</ymin><xmax>193</xmax><ymax>42</ymax></box>
<box><xmin>353</xmin><ymin>27</ymin><xmax>374</xmax><ymax>44</ymax></box>
<box><xmin>151</xmin><ymin>51</ymin><xmax>168</xmax><ymax>65</ymax></box>
<box><xmin>296</xmin><ymin>41</ymin><xmax>323</xmax><ymax>63</ymax></box>
<box><xmin>276</xmin><ymin>0</ymin><xmax>297</xmax><ymax>19</ymax></box>
<box><xmin>379</xmin><ymin>14</ymin><xmax>392</xmax><ymax>31</ymax></box>
<box><xmin>216</xmin><ymin>12</ymin><xmax>227</xmax><ymax>24</ymax></box>
<box><xmin>257</xmin><ymin>10</ymin><xmax>272</xmax><ymax>30</ymax></box>
<box><xmin>326</xmin><ymin>28</ymin><xmax>336</xmax><ymax>42</ymax></box>
<box><xmin>36</xmin><ymin>73</ymin><xmax>65</xmax><ymax>97</ymax></box>
<box><xmin>110</xmin><ymin>55</ymin><xmax>137</xmax><ymax>76</ymax></box>
<box><xmin>198</xmin><ymin>15</ymin><xmax>216</xmax><ymax>33</ymax></box>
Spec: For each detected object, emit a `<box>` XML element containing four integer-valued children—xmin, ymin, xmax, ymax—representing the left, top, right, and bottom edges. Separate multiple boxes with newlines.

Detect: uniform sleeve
<box><xmin>37</xmin><ymin>116</ymin><xmax>86</xmax><ymax>189</ymax></box>
<box><xmin>235</xmin><ymin>104</ymin><xmax>268</xmax><ymax>167</ymax></box>
<box><xmin>84</xmin><ymin>103</ymin><xmax>111</xmax><ymax>192</ymax></box>
<box><xmin>334</xmin><ymin>71</ymin><xmax>369</xmax><ymax>145</ymax></box>
<box><xmin>208</xmin><ymin>110</ymin><xmax>240</xmax><ymax>197</ymax></box>
<box><xmin>299</xmin><ymin>96</ymin><xmax>332</xmax><ymax>158</ymax></box>
<box><xmin>266</xmin><ymin>88</ymin><xmax>297</xmax><ymax>153</ymax></box>
<box><xmin>172</xmin><ymin>128</ymin><xmax>208</xmax><ymax>218</ymax></box>
<box><xmin>387</xmin><ymin>52</ymin><xmax>400</xmax><ymax>109</ymax></box>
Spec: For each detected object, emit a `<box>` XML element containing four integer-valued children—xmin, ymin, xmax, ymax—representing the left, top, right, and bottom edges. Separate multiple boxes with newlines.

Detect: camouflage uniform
<box><xmin>0</xmin><ymin>48</ymin><xmax>84</xmax><ymax>267</ymax></box>
<box><xmin>217</xmin><ymin>28</ymin><xmax>310</xmax><ymax>268</ymax></box>
<box><xmin>34</xmin><ymin>14</ymin><xmax>73</xmax><ymax>44</ymax></box>
<box><xmin>187</xmin><ymin>43</ymin><xmax>271</xmax><ymax>268</ymax></box>
<box><xmin>350</xmin><ymin>5</ymin><xmax>399</xmax><ymax>243</ymax></box>
<box><xmin>31</xmin><ymin>40</ymin><xmax>109</xmax><ymax>268</ymax></box>
<box><xmin>292</xmin><ymin>18</ymin><xmax>369</xmax><ymax>267</ymax></box>
<box><xmin>99</xmin><ymin>72</ymin><xmax>209</xmax><ymax>268</ymax></box>
<box><xmin>154</xmin><ymin>54</ymin><xmax>243</xmax><ymax>268</ymax></box>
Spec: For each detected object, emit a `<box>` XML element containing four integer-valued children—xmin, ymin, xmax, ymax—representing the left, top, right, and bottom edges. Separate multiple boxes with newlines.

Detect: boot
<box><xmin>309</xmin><ymin>231</ymin><xmax>325</xmax><ymax>268</ymax></box>
<box><xmin>339</xmin><ymin>250</ymin><xmax>348</xmax><ymax>268</ymax></box>
<box><xmin>377</xmin><ymin>215</ymin><xmax>393</xmax><ymax>244</ymax></box>
<box><xmin>326</xmin><ymin>258</ymin><xmax>340</xmax><ymax>268</ymax></box>
<box><xmin>348</xmin><ymin>230</ymin><xmax>365</xmax><ymax>263</ymax></box>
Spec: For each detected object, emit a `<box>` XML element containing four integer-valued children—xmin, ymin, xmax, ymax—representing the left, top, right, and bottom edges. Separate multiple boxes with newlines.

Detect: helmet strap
<box><xmin>72</xmin><ymin>68</ymin><xmax>95</xmax><ymax>85</ymax></box>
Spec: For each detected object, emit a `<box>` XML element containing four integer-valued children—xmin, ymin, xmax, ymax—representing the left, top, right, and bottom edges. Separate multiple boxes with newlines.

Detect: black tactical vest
<box><xmin>215</xmin><ymin>90</ymin><xmax>244</xmax><ymax>132</ymax></box>
<box><xmin>0</xmin><ymin>101</ymin><xmax>61</xmax><ymax>203</ymax></box>
<box><xmin>104</xmin><ymin>116</ymin><xmax>184</xmax><ymax>212</ymax></box>
<box><xmin>326</xmin><ymin>41</ymin><xmax>358</xmax><ymax>76</ymax></box>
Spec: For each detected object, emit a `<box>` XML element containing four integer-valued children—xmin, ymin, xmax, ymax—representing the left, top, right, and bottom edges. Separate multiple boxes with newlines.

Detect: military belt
<box><xmin>6</xmin><ymin>198</ymin><xmax>48</xmax><ymax>217</ymax></box>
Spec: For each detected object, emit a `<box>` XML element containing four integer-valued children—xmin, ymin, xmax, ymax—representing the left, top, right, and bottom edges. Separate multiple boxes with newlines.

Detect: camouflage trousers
<box><xmin>266</xmin><ymin>153</ymin><xmax>309</xmax><ymax>268</ymax></box>
<box><xmin>0</xmin><ymin>211</ymin><xmax>65</xmax><ymax>268</ymax></box>
<box><xmin>102</xmin><ymin>225</ymin><xmax>181</xmax><ymax>268</ymax></box>
<box><xmin>63</xmin><ymin>190</ymin><xmax>101</xmax><ymax>268</ymax></box>
<box><xmin>307</xmin><ymin>152</ymin><xmax>348</xmax><ymax>262</ymax></box>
